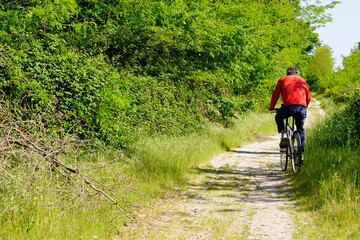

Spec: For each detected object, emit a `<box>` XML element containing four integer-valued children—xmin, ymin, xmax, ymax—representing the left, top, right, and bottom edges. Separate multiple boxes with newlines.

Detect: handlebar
<box><xmin>270</xmin><ymin>108</ymin><xmax>279</xmax><ymax>113</ymax></box>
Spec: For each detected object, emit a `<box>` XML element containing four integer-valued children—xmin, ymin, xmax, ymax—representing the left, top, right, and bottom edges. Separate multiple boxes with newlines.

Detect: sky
<box><xmin>314</xmin><ymin>0</ymin><xmax>360</xmax><ymax>68</ymax></box>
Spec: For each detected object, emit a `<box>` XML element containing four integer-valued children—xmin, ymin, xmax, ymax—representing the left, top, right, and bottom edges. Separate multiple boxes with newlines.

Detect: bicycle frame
<box><xmin>283</xmin><ymin>115</ymin><xmax>302</xmax><ymax>173</ymax></box>
<box><xmin>273</xmin><ymin>108</ymin><xmax>302</xmax><ymax>173</ymax></box>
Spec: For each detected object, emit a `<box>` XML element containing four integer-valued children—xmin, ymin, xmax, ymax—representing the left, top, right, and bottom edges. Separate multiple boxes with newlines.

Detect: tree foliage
<box><xmin>332</xmin><ymin>43</ymin><xmax>360</xmax><ymax>94</ymax></box>
<box><xmin>305</xmin><ymin>44</ymin><xmax>335</xmax><ymax>91</ymax></box>
<box><xmin>310</xmin><ymin>42</ymin><xmax>360</xmax><ymax>98</ymax></box>
<box><xmin>0</xmin><ymin>0</ymin><xmax>339</xmax><ymax>148</ymax></box>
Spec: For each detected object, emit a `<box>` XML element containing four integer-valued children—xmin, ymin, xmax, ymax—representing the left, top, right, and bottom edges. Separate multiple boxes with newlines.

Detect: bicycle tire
<box><xmin>280</xmin><ymin>146</ymin><xmax>288</xmax><ymax>171</ymax></box>
<box><xmin>291</xmin><ymin>131</ymin><xmax>302</xmax><ymax>173</ymax></box>
<box><xmin>280</xmin><ymin>133</ymin><xmax>288</xmax><ymax>171</ymax></box>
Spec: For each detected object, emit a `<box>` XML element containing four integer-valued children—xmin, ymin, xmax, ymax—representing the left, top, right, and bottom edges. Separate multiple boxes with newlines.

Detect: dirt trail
<box><xmin>128</xmin><ymin>100</ymin><xmax>324</xmax><ymax>240</ymax></box>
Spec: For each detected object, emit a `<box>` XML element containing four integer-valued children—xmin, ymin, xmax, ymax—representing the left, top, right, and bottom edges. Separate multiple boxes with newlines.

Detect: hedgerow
<box><xmin>0</xmin><ymin>0</ymin><xmax>338</xmax><ymax>147</ymax></box>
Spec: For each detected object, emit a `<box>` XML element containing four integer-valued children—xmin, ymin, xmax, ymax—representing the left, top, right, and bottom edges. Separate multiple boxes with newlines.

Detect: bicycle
<box><xmin>274</xmin><ymin>108</ymin><xmax>303</xmax><ymax>173</ymax></box>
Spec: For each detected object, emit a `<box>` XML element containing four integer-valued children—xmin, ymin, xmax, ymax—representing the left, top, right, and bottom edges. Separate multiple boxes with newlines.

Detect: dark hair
<box><xmin>287</xmin><ymin>65</ymin><xmax>299</xmax><ymax>76</ymax></box>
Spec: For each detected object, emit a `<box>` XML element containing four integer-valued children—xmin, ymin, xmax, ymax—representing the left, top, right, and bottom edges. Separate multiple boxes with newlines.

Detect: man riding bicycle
<box><xmin>269</xmin><ymin>65</ymin><xmax>311</xmax><ymax>152</ymax></box>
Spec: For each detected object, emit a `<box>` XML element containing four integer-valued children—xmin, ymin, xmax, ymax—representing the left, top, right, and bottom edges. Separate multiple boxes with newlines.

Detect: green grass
<box><xmin>0</xmin><ymin>111</ymin><xmax>277</xmax><ymax>239</ymax></box>
<box><xmin>0</xmin><ymin>151</ymin><xmax>132</xmax><ymax>239</ymax></box>
<box><xmin>293</xmin><ymin>93</ymin><xmax>360</xmax><ymax>239</ymax></box>
<box><xmin>125</xmin><ymin>111</ymin><xmax>277</xmax><ymax>196</ymax></box>
<box><xmin>126</xmin><ymin>111</ymin><xmax>275</xmax><ymax>184</ymax></box>
<box><xmin>311</xmin><ymin>92</ymin><xmax>346</xmax><ymax>115</ymax></box>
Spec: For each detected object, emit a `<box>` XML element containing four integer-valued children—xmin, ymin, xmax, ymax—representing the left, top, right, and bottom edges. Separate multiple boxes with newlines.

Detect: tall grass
<box><xmin>294</xmin><ymin>93</ymin><xmax>360</xmax><ymax>239</ymax></box>
<box><xmin>127</xmin><ymin>111</ymin><xmax>276</xmax><ymax>193</ymax></box>
<box><xmin>0</xmin><ymin>149</ymin><xmax>132</xmax><ymax>239</ymax></box>
<box><xmin>0</xmin><ymin>111</ymin><xmax>276</xmax><ymax>239</ymax></box>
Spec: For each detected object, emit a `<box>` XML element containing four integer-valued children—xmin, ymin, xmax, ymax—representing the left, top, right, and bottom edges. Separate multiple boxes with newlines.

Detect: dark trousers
<box><xmin>275</xmin><ymin>105</ymin><xmax>307</xmax><ymax>152</ymax></box>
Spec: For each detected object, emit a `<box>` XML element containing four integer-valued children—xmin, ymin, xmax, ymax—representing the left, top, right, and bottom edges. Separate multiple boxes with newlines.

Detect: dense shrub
<box><xmin>0</xmin><ymin>0</ymin><xmax>338</xmax><ymax>147</ymax></box>
<box><xmin>0</xmin><ymin>43</ymin><xmax>127</xmax><ymax>139</ymax></box>
<box><xmin>309</xmin><ymin>91</ymin><xmax>360</xmax><ymax>148</ymax></box>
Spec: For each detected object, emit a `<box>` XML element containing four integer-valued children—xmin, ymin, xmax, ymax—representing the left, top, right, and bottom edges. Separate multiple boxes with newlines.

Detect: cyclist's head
<box><xmin>287</xmin><ymin>65</ymin><xmax>299</xmax><ymax>76</ymax></box>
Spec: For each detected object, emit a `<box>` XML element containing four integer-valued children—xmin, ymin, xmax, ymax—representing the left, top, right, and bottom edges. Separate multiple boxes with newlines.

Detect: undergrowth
<box><xmin>294</xmin><ymin>92</ymin><xmax>360</xmax><ymax>239</ymax></box>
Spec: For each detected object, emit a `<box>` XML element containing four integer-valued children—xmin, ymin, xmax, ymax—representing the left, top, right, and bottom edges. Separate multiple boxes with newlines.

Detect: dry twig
<box><xmin>0</xmin><ymin>95</ymin><xmax>139</xmax><ymax>220</ymax></box>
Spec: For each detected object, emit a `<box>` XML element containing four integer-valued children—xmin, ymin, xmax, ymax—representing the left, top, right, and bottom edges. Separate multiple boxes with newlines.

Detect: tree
<box><xmin>305</xmin><ymin>45</ymin><xmax>335</xmax><ymax>91</ymax></box>
<box><xmin>329</xmin><ymin>42</ymin><xmax>360</xmax><ymax>96</ymax></box>
<box><xmin>341</xmin><ymin>43</ymin><xmax>360</xmax><ymax>85</ymax></box>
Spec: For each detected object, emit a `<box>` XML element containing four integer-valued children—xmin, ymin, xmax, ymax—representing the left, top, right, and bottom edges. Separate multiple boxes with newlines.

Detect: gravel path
<box><xmin>127</xmin><ymin>100</ymin><xmax>324</xmax><ymax>239</ymax></box>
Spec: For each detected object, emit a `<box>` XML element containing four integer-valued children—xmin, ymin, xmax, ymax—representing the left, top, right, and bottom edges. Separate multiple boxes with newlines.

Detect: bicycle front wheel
<box><xmin>280</xmin><ymin>145</ymin><xmax>288</xmax><ymax>171</ymax></box>
<box><xmin>291</xmin><ymin>131</ymin><xmax>302</xmax><ymax>173</ymax></box>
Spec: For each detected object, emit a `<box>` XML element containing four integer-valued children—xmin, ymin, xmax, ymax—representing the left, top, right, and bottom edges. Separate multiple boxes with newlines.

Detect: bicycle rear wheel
<box><xmin>291</xmin><ymin>131</ymin><xmax>302</xmax><ymax>173</ymax></box>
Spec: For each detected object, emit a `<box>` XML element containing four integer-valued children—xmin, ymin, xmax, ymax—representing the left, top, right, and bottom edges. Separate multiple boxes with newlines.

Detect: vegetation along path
<box><xmin>127</xmin><ymin>101</ymin><xmax>324</xmax><ymax>239</ymax></box>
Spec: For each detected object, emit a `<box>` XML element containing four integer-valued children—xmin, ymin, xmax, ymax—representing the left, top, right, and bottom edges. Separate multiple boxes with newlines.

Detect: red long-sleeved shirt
<box><xmin>269</xmin><ymin>75</ymin><xmax>311</xmax><ymax>110</ymax></box>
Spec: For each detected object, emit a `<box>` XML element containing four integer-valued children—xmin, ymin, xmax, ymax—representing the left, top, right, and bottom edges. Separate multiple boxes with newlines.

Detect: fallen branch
<box><xmin>0</xmin><ymin>96</ymin><xmax>141</xmax><ymax>220</ymax></box>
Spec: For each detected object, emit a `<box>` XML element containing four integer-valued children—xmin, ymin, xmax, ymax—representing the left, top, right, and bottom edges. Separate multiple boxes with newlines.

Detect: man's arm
<box><xmin>269</xmin><ymin>80</ymin><xmax>281</xmax><ymax>110</ymax></box>
<box><xmin>305</xmin><ymin>82</ymin><xmax>311</xmax><ymax>107</ymax></box>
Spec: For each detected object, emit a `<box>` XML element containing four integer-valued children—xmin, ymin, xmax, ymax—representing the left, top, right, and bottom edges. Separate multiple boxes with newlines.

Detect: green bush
<box><xmin>0</xmin><ymin>0</ymin><xmax>338</xmax><ymax>147</ymax></box>
<box><xmin>0</xmin><ymin>42</ymin><xmax>127</xmax><ymax>140</ymax></box>
<box><xmin>295</xmin><ymin>91</ymin><xmax>360</xmax><ymax>238</ymax></box>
